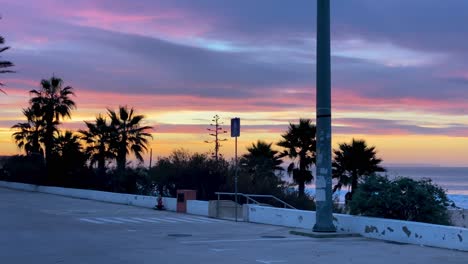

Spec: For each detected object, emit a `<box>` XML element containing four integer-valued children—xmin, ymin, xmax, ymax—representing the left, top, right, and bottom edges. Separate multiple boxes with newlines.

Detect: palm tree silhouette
<box><xmin>242</xmin><ymin>140</ymin><xmax>283</xmax><ymax>175</ymax></box>
<box><xmin>11</xmin><ymin>107</ymin><xmax>45</xmax><ymax>156</ymax></box>
<box><xmin>277</xmin><ymin>119</ymin><xmax>316</xmax><ymax>196</ymax></box>
<box><xmin>80</xmin><ymin>115</ymin><xmax>115</xmax><ymax>174</ymax></box>
<box><xmin>107</xmin><ymin>106</ymin><xmax>153</xmax><ymax>171</ymax></box>
<box><xmin>53</xmin><ymin>130</ymin><xmax>87</xmax><ymax>168</ymax></box>
<box><xmin>0</xmin><ymin>31</ymin><xmax>14</xmax><ymax>94</ymax></box>
<box><xmin>29</xmin><ymin>77</ymin><xmax>76</xmax><ymax>165</ymax></box>
<box><xmin>241</xmin><ymin>140</ymin><xmax>284</xmax><ymax>193</ymax></box>
<box><xmin>332</xmin><ymin>139</ymin><xmax>385</xmax><ymax>195</ymax></box>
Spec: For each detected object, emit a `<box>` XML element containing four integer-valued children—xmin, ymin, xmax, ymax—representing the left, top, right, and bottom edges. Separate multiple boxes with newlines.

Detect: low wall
<box><xmin>246</xmin><ymin>205</ymin><xmax>468</xmax><ymax>251</ymax></box>
<box><xmin>247</xmin><ymin>205</ymin><xmax>315</xmax><ymax>229</ymax></box>
<box><xmin>208</xmin><ymin>200</ymin><xmax>242</xmax><ymax>220</ymax></box>
<box><xmin>187</xmin><ymin>200</ymin><xmax>209</xmax><ymax>216</ymax></box>
<box><xmin>0</xmin><ymin>181</ymin><xmax>177</xmax><ymax>211</ymax></box>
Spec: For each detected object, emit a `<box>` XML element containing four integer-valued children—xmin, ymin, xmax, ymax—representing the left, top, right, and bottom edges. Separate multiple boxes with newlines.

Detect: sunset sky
<box><xmin>0</xmin><ymin>0</ymin><xmax>467</xmax><ymax>166</ymax></box>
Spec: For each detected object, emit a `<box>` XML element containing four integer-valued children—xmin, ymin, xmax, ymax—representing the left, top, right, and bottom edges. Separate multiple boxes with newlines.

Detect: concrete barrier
<box><xmin>208</xmin><ymin>200</ymin><xmax>242</xmax><ymax>220</ymax></box>
<box><xmin>0</xmin><ymin>181</ymin><xmax>177</xmax><ymax>211</ymax></box>
<box><xmin>246</xmin><ymin>204</ymin><xmax>468</xmax><ymax>251</ymax></box>
<box><xmin>187</xmin><ymin>200</ymin><xmax>209</xmax><ymax>216</ymax></box>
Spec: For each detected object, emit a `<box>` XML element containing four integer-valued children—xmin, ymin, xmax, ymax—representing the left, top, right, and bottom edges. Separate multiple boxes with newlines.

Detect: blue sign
<box><xmin>231</xmin><ymin>118</ymin><xmax>240</xmax><ymax>137</ymax></box>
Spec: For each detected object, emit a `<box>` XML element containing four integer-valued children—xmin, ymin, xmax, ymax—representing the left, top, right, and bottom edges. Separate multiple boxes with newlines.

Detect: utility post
<box><xmin>313</xmin><ymin>0</ymin><xmax>336</xmax><ymax>232</ymax></box>
<box><xmin>231</xmin><ymin>117</ymin><xmax>240</xmax><ymax>222</ymax></box>
<box><xmin>205</xmin><ymin>114</ymin><xmax>228</xmax><ymax>161</ymax></box>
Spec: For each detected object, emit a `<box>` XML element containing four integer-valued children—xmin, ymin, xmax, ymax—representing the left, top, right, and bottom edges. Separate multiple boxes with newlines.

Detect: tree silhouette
<box><xmin>29</xmin><ymin>77</ymin><xmax>76</xmax><ymax>166</ymax></box>
<box><xmin>11</xmin><ymin>107</ymin><xmax>45</xmax><ymax>156</ymax></box>
<box><xmin>80</xmin><ymin>115</ymin><xmax>114</xmax><ymax>174</ymax></box>
<box><xmin>332</xmin><ymin>139</ymin><xmax>385</xmax><ymax>195</ymax></box>
<box><xmin>107</xmin><ymin>106</ymin><xmax>153</xmax><ymax>171</ymax></box>
<box><xmin>0</xmin><ymin>24</ymin><xmax>15</xmax><ymax>94</ymax></box>
<box><xmin>277</xmin><ymin>119</ymin><xmax>316</xmax><ymax>196</ymax></box>
<box><xmin>241</xmin><ymin>140</ymin><xmax>283</xmax><ymax>191</ymax></box>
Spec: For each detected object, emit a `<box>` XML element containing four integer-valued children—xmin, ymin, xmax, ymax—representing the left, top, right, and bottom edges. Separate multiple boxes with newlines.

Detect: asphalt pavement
<box><xmin>1</xmin><ymin>187</ymin><xmax>467</xmax><ymax>264</ymax></box>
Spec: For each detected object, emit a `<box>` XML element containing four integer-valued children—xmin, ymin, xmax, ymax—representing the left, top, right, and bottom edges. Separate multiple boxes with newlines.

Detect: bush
<box><xmin>1</xmin><ymin>155</ymin><xmax>46</xmax><ymax>184</ymax></box>
<box><xmin>279</xmin><ymin>190</ymin><xmax>316</xmax><ymax>211</ymax></box>
<box><xmin>349</xmin><ymin>175</ymin><xmax>452</xmax><ymax>225</ymax></box>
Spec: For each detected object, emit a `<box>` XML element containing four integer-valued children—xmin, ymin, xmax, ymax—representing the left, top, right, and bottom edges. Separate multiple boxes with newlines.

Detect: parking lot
<box><xmin>1</xmin><ymin>187</ymin><xmax>467</xmax><ymax>264</ymax></box>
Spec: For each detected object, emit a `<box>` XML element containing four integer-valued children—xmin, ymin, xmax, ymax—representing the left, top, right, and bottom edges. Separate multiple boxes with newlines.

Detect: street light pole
<box><xmin>313</xmin><ymin>0</ymin><xmax>336</xmax><ymax>232</ymax></box>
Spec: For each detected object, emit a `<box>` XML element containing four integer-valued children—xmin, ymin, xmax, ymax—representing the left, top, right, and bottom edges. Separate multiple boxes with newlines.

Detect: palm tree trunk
<box><xmin>351</xmin><ymin>170</ymin><xmax>358</xmax><ymax>194</ymax></box>
<box><xmin>298</xmin><ymin>181</ymin><xmax>305</xmax><ymax>197</ymax></box>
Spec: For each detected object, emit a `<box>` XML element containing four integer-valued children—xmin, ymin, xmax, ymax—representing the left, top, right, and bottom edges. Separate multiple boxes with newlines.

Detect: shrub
<box><xmin>349</xmin><ymin>175</ymin><xmax>452</xmax><ymax>225</ymax></box>
<box><xmin>1</xmin><ymin>155</ymin><xmax>46</xmax><ymax>184</ymax></box>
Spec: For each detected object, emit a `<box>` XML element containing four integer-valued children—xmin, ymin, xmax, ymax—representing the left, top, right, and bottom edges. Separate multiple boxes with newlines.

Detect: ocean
<box><xmin>305</xmin><ymin>166</ymin><xmax>468</xmax><ymax>209</ymax></box>
<box><xmin>386</xmin><ymin>166</ymin><xmax>468</xmax><ymax>209</ymax></box>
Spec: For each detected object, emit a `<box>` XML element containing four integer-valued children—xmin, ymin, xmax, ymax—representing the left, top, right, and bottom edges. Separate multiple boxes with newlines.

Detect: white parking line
<box><xmin>79</xmin><ymin>218</ymin><xmax>104</xmax><ymax>224</ymax></box>
<box><xmin>178</xmin><ymin>216</ymin><xmax>212</xmax><ymax>223</ymax></box>
<box><xmin>148</xmin><ymin>217</ymin><xmax>178</xmax><ymax>223</ymax></box>
<box><xmin>190</xmin><ymin>216</ymin><xmax>225</xmax><ymax>222</ymax></box>
<box><xmin>112</xmin><ymin>217</ymin><xmax>141</xmax><ymax>223</ymax></box>
<box><xmin>94</xmin><ymin>217</ymin><xmax>125</xmax><ymax>224</ymax></box>
<box><xmin>131</xmin><ymin>217</ymin><xmax>160</xmax><ymax>223</ymax></box>
<box><xmin>164</xmin><ymin>217</ymin><xmax>196</xmax><ymax>223</ymax></box>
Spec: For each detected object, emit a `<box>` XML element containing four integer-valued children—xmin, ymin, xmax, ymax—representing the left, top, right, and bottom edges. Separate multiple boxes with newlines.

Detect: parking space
<box><xmin>1</xmin><ymin>187</ymin><xmax>467</xmax><ymax>264</ymax></box>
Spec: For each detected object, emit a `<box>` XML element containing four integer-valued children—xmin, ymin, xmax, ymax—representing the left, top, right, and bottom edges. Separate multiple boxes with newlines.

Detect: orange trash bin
<box><xmin>176</xmin><ymin>190</ymin><xmax>197</xmax><ymax>213</ymax></box>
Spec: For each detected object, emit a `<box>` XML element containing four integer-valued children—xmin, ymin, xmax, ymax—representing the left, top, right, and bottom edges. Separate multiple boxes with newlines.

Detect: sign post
<box><xmin>230</xmin><ymin>118</ymin><xmax>240</xmax><ymax>222</ymax></box>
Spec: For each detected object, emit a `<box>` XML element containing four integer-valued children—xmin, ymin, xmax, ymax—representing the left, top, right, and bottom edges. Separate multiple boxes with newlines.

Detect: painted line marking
<box><xmin>190</xmin><ymin>216</ymin><xmax>225</xmax><ymax>222</ymax></box>
<box><xmin>94</xmin><ymin>217</ymin><xmax>124</xmax><ymax>224</ymax></box>
<box><xmin>181</xmin><ymin>238</ymin><xmax>309</xmax><ymax>244</ymax></box>
<box><xmin>149</xmin><ymin>217</ymin><xmax>178</xmax><ymax>223</ymax></box>
<box><xmin>79</xmin><ymin>218</ymin><xmax>104</xmax><ymax>224</ymax></box>
<box><xmin>209</xmin><ymin>248</ymin><xmax>235</xmax><ymax>252</ymax></box>
<box><xmin>178</xmin><ymin>216</ymin><xmax>211</xmax><ymax>223</ymax></box>
<box><xmin>112</xmin><ymin>217</ymin><xmax>141</xmax><ymax>223</ymax></box>
<box><xmin>164</xmin><ymin>217</ymin><xmax>196</xmax><ymax>223</ymax></box>
<box><xmin>131</xmin><ymin>217</ymin><xmax>160</xmax><ymax>223</ymax></box>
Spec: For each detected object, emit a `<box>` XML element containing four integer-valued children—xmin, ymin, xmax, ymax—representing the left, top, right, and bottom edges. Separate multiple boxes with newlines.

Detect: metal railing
<box><xmin>214</xmin><ymin>192</ymin><xmax>296</xmax><ymax>209</ymax></box>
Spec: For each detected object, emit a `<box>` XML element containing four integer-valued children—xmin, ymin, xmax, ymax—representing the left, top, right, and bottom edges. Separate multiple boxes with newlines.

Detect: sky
<box><xmin>0</xmin><ymin>0</ymin><xmax>467</xmax><ymax>167</ymax></box>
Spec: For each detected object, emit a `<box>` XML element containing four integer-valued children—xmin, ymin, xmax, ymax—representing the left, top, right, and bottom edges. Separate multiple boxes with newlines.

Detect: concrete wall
<box><xmin>208</xmin><ymin>200</ymin><xmax>242</xmax><ymax>220</ymax></box>
<box><xmin>246</xmin><ymin>204</ymin><xmax>468</xmax><ymax>251</ymax></box>
<box><xmin>0</xmin><ymin>181</ymin><xmax>177</xmax><ymax>211</ymax></box>
<box><xmin>187</xmin><ymin>200</ymin><xmax>209</xmax><ymax>216</ymax></box>
<box><xmin>247</xmin><ymin>205</ymin><xmax>315</xmax><ymax>229</ymax></box>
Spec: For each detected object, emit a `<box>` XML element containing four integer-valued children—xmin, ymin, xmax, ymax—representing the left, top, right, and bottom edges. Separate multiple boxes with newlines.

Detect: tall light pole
<box><xmin>313</xmin><ymin>0</ymin><xmax>336</xmax><ymax>233</ymax></box>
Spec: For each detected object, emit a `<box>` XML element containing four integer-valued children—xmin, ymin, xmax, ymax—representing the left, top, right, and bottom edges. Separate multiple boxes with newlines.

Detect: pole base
<box><xmin>312</xmin><ymin>223</ymin><xmax>337</xmax><ymax>233</ymax></box>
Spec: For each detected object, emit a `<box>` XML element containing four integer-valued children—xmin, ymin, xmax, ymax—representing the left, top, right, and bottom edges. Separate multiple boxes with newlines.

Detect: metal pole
<box><xmin>234</xmin><ymin>136</ymin><xmax>238</xmax><ymax>222</ymax></box>
<box><xmin>313</xmin><ymin>0</ymin><xmax>336</xmax><ymax>232</ymax></box>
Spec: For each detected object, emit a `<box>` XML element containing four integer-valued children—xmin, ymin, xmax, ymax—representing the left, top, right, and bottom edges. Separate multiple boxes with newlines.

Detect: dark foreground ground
<box><xmin>1</xmin><ymin>187</ymin><xmax>467</xmax><ymax>264</ymax></box>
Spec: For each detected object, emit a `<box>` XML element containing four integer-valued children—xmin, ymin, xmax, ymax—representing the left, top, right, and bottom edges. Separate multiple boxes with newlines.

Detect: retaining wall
<box><xmin>0</xmin><ymin>181</ymin><xmax>177</xmax><ymax>211</ymax></box>
<box><xmin>246</xmin><ymin>204</ymin><xmax>468</xmax><ymax>251</ymax></box>
<box><xmin>186</xmin><ymin>200</ymin><xmax>209</xmax><ymax>216</ymax></box>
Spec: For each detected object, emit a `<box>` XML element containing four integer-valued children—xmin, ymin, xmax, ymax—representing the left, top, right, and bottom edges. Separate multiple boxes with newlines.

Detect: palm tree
<box><xmin>79</xmin><ymin>115</ymin><xmax>115</xmax><ymax>174</ymax></box>
<box><xmin>241</xmin><ymin>140</ymin><xmax>284</xmax><ymax>192</ymax></box>
<box><xmin>29</xmin><ymin>77</ymin><xmax>76</xmax><ymax>165</ymax></box>
<box><xmin>0</xmin><ymin>30</ymin><xmax>15</xmax><ymax>94</ymax></box>
<box><xmin>241</xmin><ymin>140</ymin><xmax>283</xmax><ymax>176</ymax></box>
<box><xmin>332</xmin><ymin>139</ymin><xmax>385</xmax><ymax>195</ymax></box>
<box><xmin>11</xmin><ymin>107</ymin><xmax>45</xmax><ymax>156</ymax></box>
<box><xmin>277</xmin><ymin>119</ymin><xmax>316</xmax><ymax>196</ymax></box>
<box><xmin>107</xmin><ymin>106</ymin><xmax>153</xmax><ymax>171</ymax></box>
